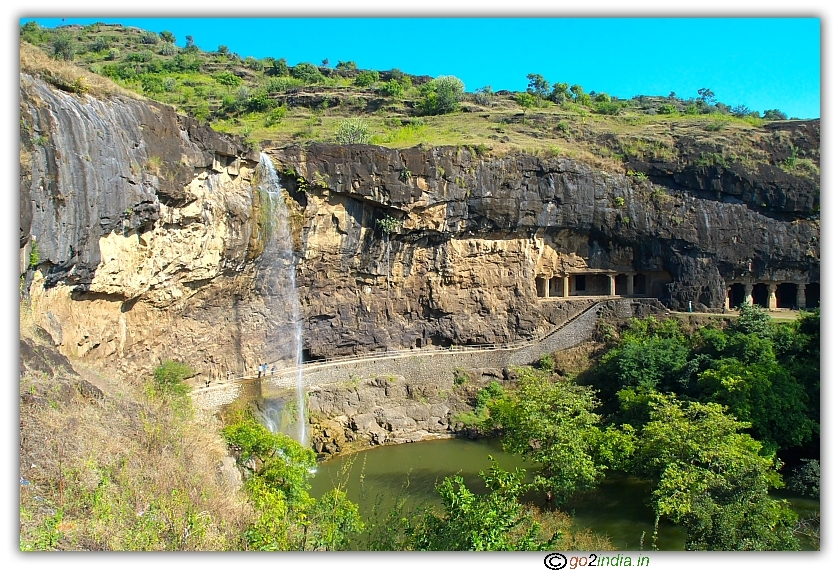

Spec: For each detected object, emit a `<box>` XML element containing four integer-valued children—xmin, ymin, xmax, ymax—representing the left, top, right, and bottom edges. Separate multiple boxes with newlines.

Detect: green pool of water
<box><xmin>309</xmin><ymin>437</ymin><xmax>691</xmax><ymax>550</ymax></box>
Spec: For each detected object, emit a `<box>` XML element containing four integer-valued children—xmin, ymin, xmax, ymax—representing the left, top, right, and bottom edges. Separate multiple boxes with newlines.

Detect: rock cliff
<box><xmin>19</xmin><ymin>74</ymin><xmax>820</xmax><ymax>375</ymax></box>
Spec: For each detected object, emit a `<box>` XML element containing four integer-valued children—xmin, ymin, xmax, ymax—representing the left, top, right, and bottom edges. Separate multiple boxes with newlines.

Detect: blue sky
<box><xmin>21</xmin><ymin>16</ymin><xmax>821</xmax><ymax>119</ymax></box>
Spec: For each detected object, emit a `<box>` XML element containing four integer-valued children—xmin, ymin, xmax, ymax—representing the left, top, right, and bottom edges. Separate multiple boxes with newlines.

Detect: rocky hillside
<box><xmin>19</xmin><ymin>50</ymin><xmax>819</xmax><ymax>377</ymax></box>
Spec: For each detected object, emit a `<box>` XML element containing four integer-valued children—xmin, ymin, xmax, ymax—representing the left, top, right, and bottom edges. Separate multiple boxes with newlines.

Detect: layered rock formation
<box><xmin>271</xmin><ymin>142</ymin><xmax>819</xmax><ymax>358</ymax></box>
<box><xmin>19</xmin><ymin>73</ymin><xmax>820</xmax><ymax>375</ymax></box>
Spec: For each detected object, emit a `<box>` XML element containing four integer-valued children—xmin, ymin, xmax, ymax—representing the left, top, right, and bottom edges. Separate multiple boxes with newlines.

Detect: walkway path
<box><xmin>192</xmin><ymin>297</ymin><xmax>652</xmax><ymax>409</ymax></box>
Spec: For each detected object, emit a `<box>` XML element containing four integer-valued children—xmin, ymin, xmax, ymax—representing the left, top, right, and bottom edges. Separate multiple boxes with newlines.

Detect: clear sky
<box><xmin>20</xmin><ymin>16</ymin><xmax>821</xmax><ymax>119</ymax></box>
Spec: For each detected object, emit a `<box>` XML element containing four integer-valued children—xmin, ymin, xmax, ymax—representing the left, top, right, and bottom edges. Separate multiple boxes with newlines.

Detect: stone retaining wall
<box><xmin>269</xmin><ymin>298</ymin><xmax>641</xmax><ymax>392</ymax></box>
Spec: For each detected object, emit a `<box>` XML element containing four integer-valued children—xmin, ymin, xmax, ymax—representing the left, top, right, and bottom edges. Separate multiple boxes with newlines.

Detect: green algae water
<box><xmin>309</xmin><ymin>438</ymin><xmax>820</xmax><ymax>551</ymax></box>
<box><xmin>309</xmin><ymin>438</ymin><xmax>691</xmax><ymax>550</ymax></box>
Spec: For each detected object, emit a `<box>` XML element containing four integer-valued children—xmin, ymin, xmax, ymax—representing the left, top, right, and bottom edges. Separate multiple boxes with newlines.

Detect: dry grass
<box><xmin>19</xmin><ymin>306</ymin><xmax>253</xmax><ymax>550</ymax></box>
<box><xmin>20</xmin><ymin>41</ymin><xmax>140</xmax><ymax>100</ymax></box>
<box><xmin>523</xmin><ymin>505</ymin><xmax>616</xmax><ymax>551</ymax></box>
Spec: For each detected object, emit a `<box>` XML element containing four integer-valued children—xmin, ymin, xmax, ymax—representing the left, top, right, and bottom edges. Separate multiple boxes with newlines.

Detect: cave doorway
<box><xmin>615</xmin><ymin>274</ymin><xmax>629</xmax><ymax>296</ymax></box>
<box><xmin>776</xmin><ymin>283</ymin><xmax>797</xmax><ymax>309</ymax></box>
<box><xmin>806</xmin><ymin>283</ymin><xmax>820</xmax><ymax>308</ymax></box>
<box><xmin>752</xmin><ymin>283</ymin><xmax>769</xmax><ymax>308</ymax></box>
<box><xmin>633</xmin><ymin>274</ymin><xmax>647</xmax><ymax>295</ymax></box>
<box><xmin>588</xmin><ymin>274</ymin><xmax>610</xmax><ymax>295</ymax></box>
<box><xmin>536</xmin><ymin>277</ymin><xmax>548</xmax><ymax>298</ymax></box>
<box><xmin>575</xmin><ymin>274</ymin><xmax>586</xmax><ymax>293</ymax></box>
<box><xmin>549</xmin><ymin>277</ymin><xmax>564</xmax><ymax>297</ymax></box>
<box><xmin>728</xmin><ymin>283</ymin><xmax>746</xmax><ymax>308</ymax></box>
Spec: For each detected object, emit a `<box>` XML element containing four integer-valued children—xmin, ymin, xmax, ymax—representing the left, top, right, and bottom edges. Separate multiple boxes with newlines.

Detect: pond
<box><xmin>308</xmin><ymin>437</ymin><xmax>688</xmax><ymax>551</ymax></box>
<box><xmin>309</xmin><ymin>437</ymin><xmax>820</xmax><ymax>551</ymax></box>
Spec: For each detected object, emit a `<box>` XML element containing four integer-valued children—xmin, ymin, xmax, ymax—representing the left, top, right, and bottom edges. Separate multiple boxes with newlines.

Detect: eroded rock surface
<box><xmin>19</xmin><ymin>74</ymin><xmax>819</xmax><ymax>377</ymax></box>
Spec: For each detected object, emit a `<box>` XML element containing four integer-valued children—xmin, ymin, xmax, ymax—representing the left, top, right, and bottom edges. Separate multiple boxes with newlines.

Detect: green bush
<box><xmin>336</xmin><ymin>60</ymin><xmax>357</xmax><ymax>71</ymax></box>
<box><xmin>158</xmin><ymin>42</ymin><xmax>177</xmax><ymax>56</ymax></box>
<box><xmin>91</xmin><ymin>36</ymin><xmax>111</xmax><ymax>52</ymax></box>
<box><xmin>515</xmin><ymin>92</ymin><xmax>537</xmax><ymax>109</ymax></box>
<box><xmin>593</xmin><ymin>101</ymin><xmax>622</xmax><ymax>115</ymax></box>
<box><xmin>355</xmin><ymin>70</ymin><xmax>380</xmax><ymax>87</ymax></box>
<box><xmin>379</xmin><ymin>79</ymin><xmax>404</xmax><ymax>98</ymax></box>
<box><xmin>140</xmin><ymin>31</ymin><xmax>159</xmax><ymax>45</ymax></box>
<box><xmin>453</xmin><ymin>368</ymin><xmax>469</xmax><ymax>385</ymax></box>
<box><xmin>247</xmin><ymin>90</ymin><xmax>276</xmax><ymax>112</ymax></box>
<box><xmin>658</xmin><ymin>104</ymin><xmax>678</xmax><ymax>115</ymax></box>
<box><xmin>419</xmin><ymin>75</ymin><xmax>464</xmax><ymax>115</ymax></box>
<box><xmin>290</xmin><ymin>62</ymin><xmax>323</xmax><ymax>84</ymax></box>
<box><xmin>214</xmin><ymin>71</ymin><xmax>242</xmax><ymax>86</ymax></box>
<box><xmin>335</xmin><ymin>118</ymin><xmax>371</xmax><ymax>145</ymax></box>
<box><xmin>264</xmin><ymin>105</ymin><xmax>288</xmax><ymax>127</ymax></box>
<box><xmin>153</xmin><ymin>360</ymin><xmax>193</xmax><ymax>397</ymax></box>
<box><xmin>141</xmin><ymin>75</ymin><xmax>165</xmax><ymax>94</ymax></box>
<box><xmin>52</xmin><ymin>33</ymin><xmax>75</xmax><ymax>61</ymax></box>
<box><xmin>28</xmin><ymin>240</ymin><xmax>40</xmax><ymax>268</ymax></box>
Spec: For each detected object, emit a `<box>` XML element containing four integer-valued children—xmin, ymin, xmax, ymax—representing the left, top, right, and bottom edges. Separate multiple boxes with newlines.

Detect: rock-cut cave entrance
<box><xmin>728</xmin><ymin>283</ymin><xmax>746</xmax><ymax>308</ymax></box>
<box><xmin>751</xmin><ymin>283</ymin><xmax>769</xmax><ymax>308</ymax></box>
<box><xmin>776</xmin><ymin>283</ymin><xmax>797</xmax><ymax>309</ymax></box>
<box><xmin>805</xmin><ymin>283</ymin><xmax>820</xmax><ymax>308</ymax></box>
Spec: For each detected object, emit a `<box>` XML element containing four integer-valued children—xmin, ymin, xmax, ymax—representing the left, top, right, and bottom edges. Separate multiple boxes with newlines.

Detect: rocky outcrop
<box><xmin>19</xmin><ymin>73</ymin><xmax>820</xmax><ymax>376</ymax></box>
<box><xmin>307</xmin><ymin>373</ymin><xmax>480</xmax><ymax>457</ymax></box>
<box><xmin>270</xmin><ymin>142</ymin><xmax>818</xmax><ymax>358</ymax></box>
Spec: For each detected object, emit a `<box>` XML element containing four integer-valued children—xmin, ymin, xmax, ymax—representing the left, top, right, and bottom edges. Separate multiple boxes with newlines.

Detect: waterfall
<box><xmin>254</xmin><ymin>153</ymin><xmax>308</xmax><ymax>447</ymax></box>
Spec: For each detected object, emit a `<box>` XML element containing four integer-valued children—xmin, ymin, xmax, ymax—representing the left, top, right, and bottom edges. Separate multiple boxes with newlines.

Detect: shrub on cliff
<box><xmin>355</xmin><ymin>70</ymin><xmax>380</xmax><ymax>88</ymax></box>
<box><xmin>419</xmin><ymin>75</ymin><xmax>464</xmax><ymax>115</ymax></box>
<box><xmin>335</xmin><ymin>119</ymin><xmax>371</xmax><ymax>145</ymax></box>
<box><xmin>153</xmin><ymin>360</ymin><xmax>194</xmax><ymax>397</ymax></box>
<box><xmin>290</xmin><ymin>62</ymin><xmax>323</xmax><ymax>84</ymax></box>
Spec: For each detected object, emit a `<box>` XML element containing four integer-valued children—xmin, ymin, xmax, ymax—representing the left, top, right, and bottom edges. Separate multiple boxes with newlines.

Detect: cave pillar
<box><xmin>540</xmin><ymin>277</ymin><xmax>550</xmax><ymax>298</ymax></box>
<box><xmin>767</xmin><ymin>282</ymin><xmax>778</xmax><ymax>310</ymax></box>
<box><xmin>797</xmin><ymin>283</ymin><xmax>807</xmax><ymax>309</ymax></box>
<box><xmin>725</xmin><ymin>285</ymin><xmax>731</xmax><ymax>311</ymax></box>
<box><xmin>744</xmin><ymin>282</ymin><xmax>754</xmax><ymax>306</ymax></box>
<box><xmin>627</xmin><ymin>272</ymin><xmax>636</xmax><ymax>296</ymax></box>
<box><xmin>563</xmin><ymin>275</ymin><xmax>570</xmax><ymax>298</ymax></box>
<box><xmin>645</xmin><ymin>274</ymin><xmax>653</xmax><ymax>296</ymax></box>
<box><xmin>608</xmin><ymin>273</ymin><xmax>616</xmax><ymax>296</ymax></box>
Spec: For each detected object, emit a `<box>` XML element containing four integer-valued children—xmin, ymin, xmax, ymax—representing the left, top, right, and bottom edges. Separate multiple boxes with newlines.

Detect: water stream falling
<box><xmin>254</xmin><ymin>153</ymin><xmax>307</xmax><ymax>446</ymax></box>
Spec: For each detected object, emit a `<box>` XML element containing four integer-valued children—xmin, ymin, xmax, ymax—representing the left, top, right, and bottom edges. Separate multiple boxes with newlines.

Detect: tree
<box><xmin>638</xmin><ymin>394</ymin><xmax>800</xmax><ymax>551</ymax></box>
<box><xmin>185</xmin><ymin>35</ymin><xmax>195</xmax><ymax>48</ymax></box>
<box><xmin>159</xmin><ymin>30</ymin><xmax>175</xmax><ymax>43</ymax></box>
<box><xmin>591</xmin><ymin>317</ymin><xmax>691</xmax><ymax>411</ymax></box>
<box><xmin>355</xmin><ymin>70</ymin><xmax>380</xmax><ymax>87</ymax></box>
<box><xmin>419</xmin><ymin>75</ymin><xmax>465</xmax><ymax>115</ymax></box>
<box><xmin>474</xmin><ymin>85</ymin><xmax>493</xmax><ymax>106</ymax></box>
<box><xmin>763</xmin><ymin>108</ymin><xmax>788</xmax><ymax>121</ymax></box>
<box><xmin>290</xmin><ymin>62</ymin><xmax>323</xmax><ymax>84</ymax></box>
<box><xmin>265</xmin><ymin>57</ymin><xmax>289</xmax><ymax>77</ymax></box>
<box><xmin>379</xmin><ymin>79</ymin><xmax>404</xmax><ymax>98</ymax></box>
<box><xmin>336</xmin><ymin>60</ymin><xmax>358</xmax><ymax>71</ymax></box>
<box><xmin>408</xmin><ymin>459</ymin><xmax>558</xmax><ymax>551</ymax></box>
<box><xmin>153</xmin><ymin>360</ymin><xmax>193</xmax><ymax>397</ymax></box>
<box><xmin>321</xmin><ymin>58</ymin><xmax>330</xmax><ymax>67</ymax></box>
<box><xmin>550</xmin><ymin>82</ymin><xmax>570</xmax><ymax>104</ymax></box>
<box><xmin>570</xmin><ymin>84</ymin><xmax>585</xmax><ymax>102</ymax></box>
<box><xmin>526</xmin><ymin>73</ymin><xmax>550</xmax><ymax>100</ymax></box>
<box><xmin>697</xmin><ymin>87</ymin><xmax>716</xmax><ymax>105</ymax></box>
<box><xmin>487</xmin><ymin>368</ymin><xmax>635</xmax><ymax>504</ymax></box>
<box><xmin>732</xmin><ymin>104</ymin><xmax>752</xmax><ymax>117</ymax></box>
<box><xmin>218</xmin><ymin>44</ymin><xmax>229</xmax><ymax>55</ymax></box>
<box><xmin>223</xmin><ymin>417</ymin><xmax>363</xmax><ymax>550</ymax></box>
<box><xmin>51</xmin><ymin>33</ymin><xmax>75</xmax><ymax>61</ymax></box>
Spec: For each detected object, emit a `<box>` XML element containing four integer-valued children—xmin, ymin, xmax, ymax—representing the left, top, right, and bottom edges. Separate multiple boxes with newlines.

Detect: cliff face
<box><xmin>19</xmin><ymin>75</ymin><xmax>820</xmax><ymax>373</ymax></box>
<box><xmin>271</xmin><ymin>142</ymin><xmax>818</xmax><ymax>357</ymax></box>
